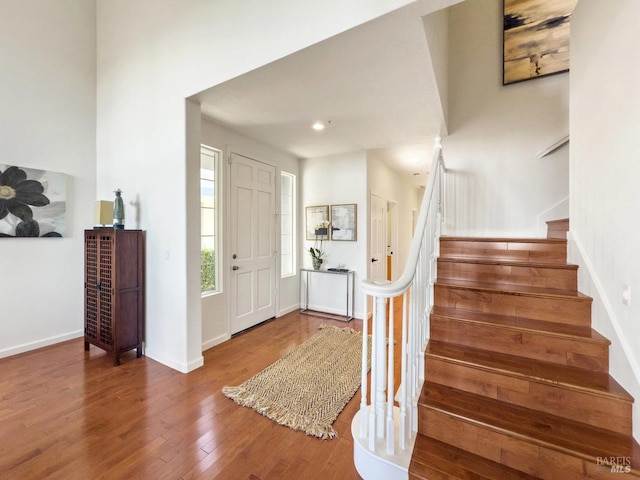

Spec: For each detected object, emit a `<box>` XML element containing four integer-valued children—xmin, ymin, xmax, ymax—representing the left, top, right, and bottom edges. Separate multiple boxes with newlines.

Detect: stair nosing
<box><xmin>425</xmin><ymin>341</ymin><xmax>633</xmax><ymax>402</ymax></box>
<box><xmin>441</xmin><ymin>236</ymin><xmax>567</xmax><ymax>244</ymax></box>
<box><xmin>435</xmin><ymin>279</ymin><xmax>590</xmax><ymax>301</ymax></box>
<box><xmin>430</xmin><ymin>307</ymin><xmax>610</xmax><ymax>345</ymax></box>
<box><xmin>437</xmin><ymin>256</ymin><xmax>579</xmax><ymax>270</ymax></box>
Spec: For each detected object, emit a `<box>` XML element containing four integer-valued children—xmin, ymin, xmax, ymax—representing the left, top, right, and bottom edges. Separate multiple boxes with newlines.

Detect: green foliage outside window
<box><xmin>201</xmin><ymin>248</ymin><xmax>216</xmax><ymax>293</ymax></box>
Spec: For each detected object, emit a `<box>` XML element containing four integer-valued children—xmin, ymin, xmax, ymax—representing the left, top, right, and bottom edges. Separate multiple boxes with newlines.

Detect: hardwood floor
<box><xmin>0</xmin><ymin>312</ymin><xmax>367</xmax><ymax>479</ymax></box>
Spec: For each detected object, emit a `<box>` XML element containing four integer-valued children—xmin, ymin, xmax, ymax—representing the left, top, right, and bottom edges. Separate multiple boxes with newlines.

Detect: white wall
<box><xmin>300</xmin><ymin>152</ymin><xmax>368</xmax><ymax>319</ymax></box>
<box><xmin>199</xmin><ymin>118</ymin><xmax>299</xmax><ymax>351</ymax></box>
<box><xmin>443</xmin><ymin>0</ymin><xmax>570</xmax><ymax>237</ymax></box>
<box><xmin>95</xmin><ymin>0</ymin><xmax>417</xmax><ymax>372</ymax></box>
<box><xmin>0</xmin><ymin>1</ymin><xmax>96</xmax><ymax>358</ymax></box>
<box><xmin>423</xmin><ymin>7</ymin><xmax>450</xmax><ymax>133</ymax></box>
<box><xmin>570</xmin><ymin>0</ymin><xmax>640</xmax><ymax>441</ymax></box>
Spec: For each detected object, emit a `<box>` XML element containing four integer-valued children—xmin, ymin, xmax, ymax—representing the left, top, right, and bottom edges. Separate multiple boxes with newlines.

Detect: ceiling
<box><xmin>194</xmin><ymin>1</ymin><xmax>450</xmax><ymax>185</ymax></box>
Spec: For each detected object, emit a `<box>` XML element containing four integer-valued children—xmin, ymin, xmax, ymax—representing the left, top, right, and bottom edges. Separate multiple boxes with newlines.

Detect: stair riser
<box><xmin>547</xmin><ymin>219</ymin><xmax>570</xmax><ymax>239</ymax></box>
<box><xmin>434</xmin><ymin>285</ymin><xmax>592</xmax><ymax>326</ymax></box>
<box><xmin>430</xmin><ymin>316</ymin><xmax>608</xmax><ymax>372</ymax></box>
<box><xmin>440</xmin><ymin>240</ymin><xmax>567</xmax><ymax>265</ymax></box>
<box><xmin>437</xmin><ymin>261</ymin><xmax>577</xmax><ymax>291</ymax></box>
<box><xmin>420</xmin><ymin>408</ymin><xmax>628</xmax><ymax>480</ymax></box>
<box><xmin>425</xmin><ymin>358</ymin><xmax>631</xmax><ymax>435</ymax></box>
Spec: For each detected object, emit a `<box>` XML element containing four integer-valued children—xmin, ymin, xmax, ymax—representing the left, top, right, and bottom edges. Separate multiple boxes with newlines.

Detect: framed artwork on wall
<box><xmin>0</xmin><ymin>164</ymin><xmax>66</xmax><ymax>238</ymax></box>
<box><xmin>330</xmin><ymin>204</ymin><xmax>357</xmax><ymax>241</ymax></box>
<box><xmin>306</xmin><ymin>205</ymin><xmax>329</xmax><ymax>240</ymax></box>
<box><xmin>503</xmin><ymin>0</ymin><xmax>579</xmax><ymax>85</ymax></box>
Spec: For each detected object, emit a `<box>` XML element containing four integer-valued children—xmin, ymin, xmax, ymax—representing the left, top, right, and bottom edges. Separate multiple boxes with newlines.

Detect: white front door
<box><xmin>229</xmin><ymin>152</ymin><xmax>276</xmax><ymax>334</ymax></box>
<box><xmin>370</xmin><ymin>192</ymin><xmax>386</xmax><ymax>282</ymax></box>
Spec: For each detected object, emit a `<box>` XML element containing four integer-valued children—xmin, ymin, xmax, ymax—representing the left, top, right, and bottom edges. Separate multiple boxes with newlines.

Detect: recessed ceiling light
<box><xmin>312</xmin><ymin>122</ymin><xmax>325</xmax><ymax>131</ymax></box>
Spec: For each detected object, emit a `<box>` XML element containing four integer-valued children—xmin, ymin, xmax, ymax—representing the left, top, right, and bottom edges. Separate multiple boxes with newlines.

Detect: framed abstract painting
<box><xmin>306</xmin><ymin>205</ymin><xmax>329</xmax><ymax>241</ymax></box>
<box><xmin>503</xmin><ymin>0</ymin><xmax>579</xmax><ymax>85</ymax></box>
<box><xmin>330</xmin><ymin>204</ymin><xmax>357</xmax><ymax>241</ymax></box>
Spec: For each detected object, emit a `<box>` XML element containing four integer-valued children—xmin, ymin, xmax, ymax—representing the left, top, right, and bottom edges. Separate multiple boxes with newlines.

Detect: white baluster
<box><xmin>386</xmin><ymin>296</ymin><xmax>395</xmax><ymax>455</ymax></box>
<box><xmin>399</xmin><ymin>293</ymin><xmax>408</xmax><ymax>449</ymax></box>
<box><xmin>375</xmin><ymin>295</ymin><xmax>387</xmax><ymax>439</ymax></box>
<box><xmin>359</xmin><ymin>293</ymin><xmax>369</xmax><ymax>439</ymax></box>
<box><xmin>368</xmin><ymin>296</ymin><xmax>377</xmax><ymax>451</ymax></box>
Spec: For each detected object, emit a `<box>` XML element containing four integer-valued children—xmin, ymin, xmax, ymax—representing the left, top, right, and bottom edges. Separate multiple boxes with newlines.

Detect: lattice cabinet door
<box><xmin>84</xmin><ymin>233</ymin><xmax>100</xmax><ymax>344</ymax></box>
<box><xmin>84</xmin><ymin>229</ymin><xmax>144</xmax><ymax>365</ymax></box>
<box><xmin>98</xmin><ymin>234</ymin><xmax>115</xmax><ymax>346</ymax></box>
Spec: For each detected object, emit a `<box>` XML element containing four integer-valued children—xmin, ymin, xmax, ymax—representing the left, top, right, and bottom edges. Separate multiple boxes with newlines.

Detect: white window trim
<box><xmin>280</xmin><ymin>171</ymin><xmax>296</xmax><ymax>278</ymax></box>
<box><xmin>201</xmin><ymin>144</ymin><xmax>221</xmax><ymax>296</ymax></box>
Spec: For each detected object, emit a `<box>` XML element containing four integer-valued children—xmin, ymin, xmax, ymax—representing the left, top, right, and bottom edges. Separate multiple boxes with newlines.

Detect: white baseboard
<box><xmin>202</xmin><ymin>333</ymin><xmax>230</xmax><ymax>352</ymax></box>
<box><xmin>0</xmin><ymin>330</ymin><xmax>84</xmax><ymax>359</ymax></box>
<box><xmin>306</xmin><ymin>303</ymin><xmax>362</xmax><ymax>320</ymax></box>
<box><xmin>145</xmin><ymin>347</ymin><xmax>204</xmax><ymax>373</ymax></box>
<box><xmin>278</xmin><ymin>304</ymin><xmax>300</xmax><ymax>317</ymax></box>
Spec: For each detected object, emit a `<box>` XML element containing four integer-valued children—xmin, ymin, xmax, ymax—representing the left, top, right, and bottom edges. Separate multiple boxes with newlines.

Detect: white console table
<box><xmin>300</xmin><ymin>268</ymin><xmax>355</xmax><ymax>322</ymax></box>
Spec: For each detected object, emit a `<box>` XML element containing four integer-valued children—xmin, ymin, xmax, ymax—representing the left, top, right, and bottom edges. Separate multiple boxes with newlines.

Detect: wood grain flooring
<box><xmin>0</xmin><ymin>312</ymin><xmax>368</xmax><ymax>480</ymax></box>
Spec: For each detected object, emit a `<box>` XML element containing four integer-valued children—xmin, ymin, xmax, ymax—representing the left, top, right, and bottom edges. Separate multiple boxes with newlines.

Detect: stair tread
<box><xmin>426</xmin><ymin>340</ymin><xmax>632</xmax><ymax>400</ymax></box>
<box><xmin>419</xmin><ymin>382</ymin><xmax>639</xmax><ymax>462</ymax></box>
<box><xmin>437</xmin><ymin>256</ymin><xmax>578</xmax><ymax>270</ymax></box>
<box><xmin>436</xmin><ymin>278</ymin><xmax>588</xmax><ymax>299</ymax></box>
<box><xmin>410</xmin><ymin>434</ymin><xmax>542</xmax><ymax>480</ymax></box>
<box><xmin>431</xmin><ymin>306</ymin><xmax>609</xmax><ymax>344</ymax></box>
<box><xmin>546</xmin><ymin>218</ymin><xmax>569</xmax><ymax>225</ymax></box>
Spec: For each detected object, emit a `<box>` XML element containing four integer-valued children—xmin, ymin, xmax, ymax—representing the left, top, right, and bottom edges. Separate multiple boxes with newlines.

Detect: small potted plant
<box><xmin>309</xmin><ymin>247</ymin><xmax>325</xmax><ymax>270</ymax></box>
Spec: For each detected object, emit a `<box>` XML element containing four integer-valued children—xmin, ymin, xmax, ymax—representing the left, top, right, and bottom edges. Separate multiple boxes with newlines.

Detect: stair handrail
<box><xmin>353</xmin><ymin>140</ymin><xmax>446</xmax><ymax>480</ymax></box>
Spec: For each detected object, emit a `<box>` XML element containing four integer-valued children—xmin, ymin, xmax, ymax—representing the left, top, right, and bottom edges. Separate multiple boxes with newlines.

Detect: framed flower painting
<box><xmin>0</xmin><ymin>164</ymin><xmax>67</xmax><ymax>238</ymax></box>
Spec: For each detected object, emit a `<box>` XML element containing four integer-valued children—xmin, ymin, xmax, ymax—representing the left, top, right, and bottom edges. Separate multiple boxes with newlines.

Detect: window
<box><xmin>280</xmin><ymin>171</ymin><xmax>296</xmax><ymax>277</ymax></box>
<box><xmin>201</xmin><ymin>145</ymin><xmax>220</xmax><ymax>294</ymax></box>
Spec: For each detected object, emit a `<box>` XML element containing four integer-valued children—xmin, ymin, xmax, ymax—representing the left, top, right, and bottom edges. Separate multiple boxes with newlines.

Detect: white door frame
<box><xmin>369</xmin><ymin>190</ymin><xmax>387</xmax><ymax>282</ymax></box>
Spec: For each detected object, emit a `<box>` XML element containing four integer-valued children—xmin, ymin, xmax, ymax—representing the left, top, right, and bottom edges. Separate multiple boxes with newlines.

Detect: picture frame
<box><xmin>330</xmin><ymin>204</ymin><xmax>357</xmax><ymax>241</ymax></box>
<box><xmin>0</xmin><ymin>164</ymin><xmax>67</xmax><ymax>238</ymax></box>
<box><xmin>306</xmin><ymin>205</ymin><xmax>329</xmax><ymax>240</ymax></box>
<box><xmin>503</xmin><ymin>0</ymin><xmax>578</xmax><ymax>85</ymax></box>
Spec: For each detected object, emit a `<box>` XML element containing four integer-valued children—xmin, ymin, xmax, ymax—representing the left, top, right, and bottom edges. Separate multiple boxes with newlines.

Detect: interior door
<box><xmin>370</xmin><ymin>192</ymin><xmax>386</xmax><ymax>282</ymax></box>
<box><xmin>229</xmin><ymin>152</ymin><xmax>276</xmax><ymax>334</ymax></box>
<box><xmin>387</xmin><ymin>200</ymin><xmax>398</xmax><ymax>281</ymax></box>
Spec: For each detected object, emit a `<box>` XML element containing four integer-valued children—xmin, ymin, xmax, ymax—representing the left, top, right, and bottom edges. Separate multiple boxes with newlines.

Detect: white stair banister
<box><xmin>352</xmin><ymin>140</ymin><xmax>447</xmax><ymax>480</ymax></box>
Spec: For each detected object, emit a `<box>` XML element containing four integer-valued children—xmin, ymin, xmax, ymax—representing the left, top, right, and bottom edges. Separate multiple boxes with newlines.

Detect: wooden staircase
<box><xmin>409</xmin><ymin>220</ymin><xmax>640</xmax><ymax>479</ymax></box>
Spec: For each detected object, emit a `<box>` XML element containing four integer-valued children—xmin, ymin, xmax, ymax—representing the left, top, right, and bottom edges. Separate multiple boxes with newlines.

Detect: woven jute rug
<box><xmin>222</xmin><ymin>325</ymin><xmax>370</xmax><ymax>440</ymax></box>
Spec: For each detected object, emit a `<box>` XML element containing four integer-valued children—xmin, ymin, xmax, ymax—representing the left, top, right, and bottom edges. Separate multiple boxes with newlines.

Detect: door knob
<box><xmin>232</xmin><ymin>265</ymin><xmax>239</xmax><ymax>271</ymax></box>
<box><xmin>371</xmin><ymin>258</ymin><xmax>379</xmax><ymax>263</ymax></box>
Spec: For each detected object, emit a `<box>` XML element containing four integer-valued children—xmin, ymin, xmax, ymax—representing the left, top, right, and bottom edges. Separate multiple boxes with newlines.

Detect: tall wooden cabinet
<box><xmin>84</xmin><ymin>229</ymin><xmax>144</xmax><ymax>365</ymax></box>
